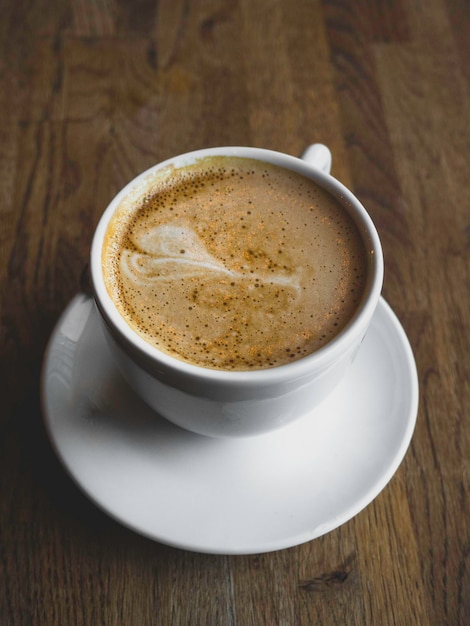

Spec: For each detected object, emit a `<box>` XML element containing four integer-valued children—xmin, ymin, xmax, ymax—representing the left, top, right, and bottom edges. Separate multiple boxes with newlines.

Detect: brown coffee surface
<box><xmin>102</xmin><ymin>156</ymin><xmax>368</xmax><ymax>370</ymax></box>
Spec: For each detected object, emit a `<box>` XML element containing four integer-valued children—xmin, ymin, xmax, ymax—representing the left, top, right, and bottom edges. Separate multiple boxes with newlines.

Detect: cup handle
<box><xmin>300</xmin><ymin>144</ymin><xmax>332</xmax><ymax>175</ymax></box>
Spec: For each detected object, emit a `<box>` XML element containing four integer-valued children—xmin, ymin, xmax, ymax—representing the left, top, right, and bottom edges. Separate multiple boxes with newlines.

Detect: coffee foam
<box><xmin>103</xmin><ymin>156</ymin><xmax>368</xmax><ymax>370</ymax></box>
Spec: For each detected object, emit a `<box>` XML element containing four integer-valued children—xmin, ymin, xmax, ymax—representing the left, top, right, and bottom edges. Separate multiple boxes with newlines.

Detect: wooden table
<box><xmin>1</xmin><ymin>1</ymin><xmax>469</xmax><ymax>624</ymax></box>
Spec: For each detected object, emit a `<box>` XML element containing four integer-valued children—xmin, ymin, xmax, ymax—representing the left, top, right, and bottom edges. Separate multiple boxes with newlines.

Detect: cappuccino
<box><xmin>102</xmin><ymin>156</ymin><xmax>367</xmax><ymax>370</ymax></box>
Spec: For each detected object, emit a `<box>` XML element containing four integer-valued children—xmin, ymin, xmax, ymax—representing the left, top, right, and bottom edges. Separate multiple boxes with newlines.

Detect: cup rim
<box><xmin>90</xmin><ymin>146</ymin><xmax>384</xmax><ymax>384</ymax></box>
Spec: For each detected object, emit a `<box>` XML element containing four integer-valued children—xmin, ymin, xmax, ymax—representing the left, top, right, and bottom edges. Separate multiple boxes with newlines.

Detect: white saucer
<box><xmin>41</xmin><ymin>295</ymin><xmax>418</xmax><ymax>555</ymax></box>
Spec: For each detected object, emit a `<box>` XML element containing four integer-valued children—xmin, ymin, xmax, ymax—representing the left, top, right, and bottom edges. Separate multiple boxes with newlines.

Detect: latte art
<box><xmin>102</xmin><ymin>156</ymin><xmax>368</xmax><ymax>370</ymax></box>
<box><xmin>121</xmin><ymin>224</ymin><xmax>301</xmax><ymax>294</ymax></box>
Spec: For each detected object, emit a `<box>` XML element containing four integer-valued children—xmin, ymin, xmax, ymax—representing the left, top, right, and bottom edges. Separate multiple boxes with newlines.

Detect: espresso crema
<box><xmin>102</xmin><ymin>156</ymin><xmax>368</xmax><ymax>370</ymax></box>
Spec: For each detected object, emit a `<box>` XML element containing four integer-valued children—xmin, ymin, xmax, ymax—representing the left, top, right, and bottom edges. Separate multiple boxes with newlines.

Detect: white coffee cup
<box><xmin>90</xmin><ymin>145</ymin><xmax>383</xmax><ymax>438</ymax></box>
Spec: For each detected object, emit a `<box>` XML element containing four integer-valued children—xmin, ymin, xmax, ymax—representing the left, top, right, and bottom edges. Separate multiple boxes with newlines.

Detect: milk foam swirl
<box><xmin>121</xmin><ymin>224</ymin><xmax>301</xmax><ymax>293</ymax></box>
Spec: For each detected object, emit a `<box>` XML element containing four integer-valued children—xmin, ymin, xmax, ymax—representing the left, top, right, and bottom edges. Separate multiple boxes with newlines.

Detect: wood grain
<box><xmin>1</xmin><ymin>0</ymin><xmax>469</xmax><ymax>624</ymax></box>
